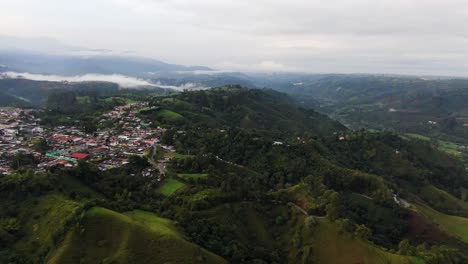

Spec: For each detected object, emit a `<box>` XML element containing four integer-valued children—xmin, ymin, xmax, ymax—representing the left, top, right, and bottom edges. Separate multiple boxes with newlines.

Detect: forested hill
<box><xmin>145</xmin><ymin>86</ymin><xmax>346</xmax><ymax>136</ymax></box>
<box><xmin>0</xmin><ymin>78</ymin><xmax>120</xmax><ymax>107</ymax></box>
<box><xmin>266</xmin><ymin>75</ymin><xmax>468</xmax><ymax>143</ymax></box>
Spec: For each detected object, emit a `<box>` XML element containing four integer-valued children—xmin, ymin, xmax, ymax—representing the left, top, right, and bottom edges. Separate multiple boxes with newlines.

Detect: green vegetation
<box><xmin>148</xmin><ymin>86</ymin><xmax>346</xmax><ymax>135</ymax></box>
<box><xmin>1</xmin><ymin>86</ymin><xmax>468</xmax><ymax>263</ymax></box>
<box><xmin>405</xmin><ymin>133</ymin><xmax>431</xmax><ymax>141</ymax></box>
<box><xmin>311</xmin><ymin>220</ymin><xmax>417</xmax><ymax>264</ymax></box>
<box><xmin>48</xmin><ymin>207</ymin><xmax>226</xmax><ymax>264</ymax></box>
<box><xmin>164</xmin><ymin>152</ymin><xmax>194</xmax><ymax>159</ymax></box>
<box><xmin>437</xmin><ymin>140</ymin><xmax>463</xmax><ymax>157</ymax></box>
<box><xmin>416</xmin><ymin>204</ymin><xmax>468</xmax><ymax>243</ymax></box>
<box><xmin>15</xmin><ymin>195</ymin><xmax>83</xmax><ymax>259</ymax></box>
<box><xmin>138</xmin><ymin>108</ymin><xmax>185</xmax><ymax>124</ymax></box>
<box><xmin>103</xmin><ymin>96</ymin><xmax>137</xmax><ymax>104</ymax></box>
<box><xmin>178</xmin><ymin>173</ymin><xmax>208</xmax><ymax>179</ymax></box>
<box><xmin>418</xmin><ymin>185</ymin><xmax>468</xmax><ymax>216</ymax></box>
<box><xmin>157</xmin><ymin>178</ymin><xmax>186</xmax><ymax>196</ymax></box>
<box><xmin>157</xmin><ymin>109</ymin><xmax>184</xmax><ymax>121</ymax></box>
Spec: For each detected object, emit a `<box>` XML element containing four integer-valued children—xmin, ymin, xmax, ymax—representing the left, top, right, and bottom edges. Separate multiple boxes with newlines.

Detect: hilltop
<box><xmin>144</xmin><ymin>86</ymin><xmax>346</xmax><ymax>136</ymax></box>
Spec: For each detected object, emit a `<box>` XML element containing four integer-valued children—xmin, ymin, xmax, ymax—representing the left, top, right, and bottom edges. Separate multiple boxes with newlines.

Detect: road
<box><xmin>148</xmin><ymin>144</ymin><xmax>167</xmax><ymax>175</ymax></box>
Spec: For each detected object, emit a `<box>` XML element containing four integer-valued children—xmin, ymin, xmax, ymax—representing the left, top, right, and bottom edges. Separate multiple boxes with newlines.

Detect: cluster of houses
<box><xmin>0</xmin><ymin>108</ymin><xmax>44</xmax><ymax>174</ymax></box>
<box><xmin>0</xmin><ymin>103</ymin><xmax>174</xmax><ymax>176</ymax></box>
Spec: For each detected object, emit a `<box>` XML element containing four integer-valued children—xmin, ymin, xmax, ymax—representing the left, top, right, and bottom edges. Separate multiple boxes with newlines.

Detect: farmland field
<box><xmin>157</xmin><ymin>178</ymin><xmax>186</xmax><ymax>196</ymax></box>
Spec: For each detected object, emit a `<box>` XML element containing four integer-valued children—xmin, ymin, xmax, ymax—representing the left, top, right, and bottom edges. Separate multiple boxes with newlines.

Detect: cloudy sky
<box><xmin>1</xmin><ymin>0</ymin><xmax>468</xmax><ymax>75</ymax></box>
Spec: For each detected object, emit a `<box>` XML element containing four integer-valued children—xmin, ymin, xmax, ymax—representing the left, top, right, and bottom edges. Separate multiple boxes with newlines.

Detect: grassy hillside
<box><xmin>416</xmin><ymin>204</ymin><xmax>468</xmax><ymax>243</ymax></box>
<box><xmin>418</xmin><ymin>185</ymin><xmax>468</xmax><ymax>216</ymax></box>
<box><xmin>48</xmin><ymin>207</ymin><xmax>226</xmax><ymax>264</ymax></box>
<box><xmin>13</xmin><ymin>194</ymin><xmax>84</xmax><ymax>260</ymax></box>
<box><xmin>310</xmin><ymin>221</ymin><xmax>419</xmax><ymax>264</ymax></box>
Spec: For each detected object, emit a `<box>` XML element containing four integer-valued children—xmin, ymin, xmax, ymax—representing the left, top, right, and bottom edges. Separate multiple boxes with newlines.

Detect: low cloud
<box><xmin>1</xmin><ymin>71</ymin><xmax>210</xmax><ymax>91</ymax></box>
<box><xmin>152</xmin><ymin>81</ymin><xmax>209</xmax><ymax>91</ymax></box>
<box><xmin>2</xmin><ymin>72</ymin><xmax>157</xmax><ymax>88</ymax></box>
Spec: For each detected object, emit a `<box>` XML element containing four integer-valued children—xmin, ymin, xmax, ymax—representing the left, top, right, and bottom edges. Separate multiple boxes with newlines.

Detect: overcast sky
<box><xmin>1</xmin><ymin>0</ymin><xmax>468</xmax><ymax>75</ymax></box>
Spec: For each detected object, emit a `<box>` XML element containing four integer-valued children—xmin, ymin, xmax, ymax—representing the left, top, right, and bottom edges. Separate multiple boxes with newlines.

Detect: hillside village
<box><xmin>0</xmin><ymin>103</ymin><xmax>175</xmax><ymax>176</ymax></box>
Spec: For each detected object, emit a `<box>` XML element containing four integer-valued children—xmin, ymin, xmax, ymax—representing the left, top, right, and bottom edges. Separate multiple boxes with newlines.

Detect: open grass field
<box><xmin>403</xmin><ymin>133</ymin><xmax>463</xmax><ymax>157</ymax></box>
<box><xmin>416</xmin><ymin>204</ymin><xmax>468</xmax><ymax>243</ymax></box>
<box><xmin>124</xmin><ymin>210</ymin><xmax>181</xmax><ymax>235</ymax></box>
<box><xmin>76</xmin><ymin>96</ymin><xmax>91</xmax><ymax>104</ymax></box>
<box><xmin>157</xmin><ymin>178</ymin><xmax>186</xmax><ymax>196</ymax></box>
<box><xmin>438</xmin><ymin>140</ymin><xmax>463</xmax><ymax>157</ymax></box>
<box><xmin>405</xmin><ymin>133</ymin><xmax>431</xmax><ymax>141</ymax></box>
<box><xmin>48</xmin><ymin>207</ymin><xmax>226</xmax><ymax>264</ymax></box>
<box><xmin>157</xmin><ymin>109</ymin><xmax>184</xmax><ymax>121</ymax></box>
<box><xmin>178</xmin><ymin>173</ymin><xmax>208</xmax><ymax>180</ymax></box>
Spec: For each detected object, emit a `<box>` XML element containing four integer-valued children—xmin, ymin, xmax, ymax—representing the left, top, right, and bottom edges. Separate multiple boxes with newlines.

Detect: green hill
<box><xmin>13</xmin><ymin>194</ymin><xmax>84</xmax><ymax>261</ymax></box>
<box><xmin>416</xmin><ymin>204</ymin><xmax>468</xmax><ymax>243</ymax></box>
<box><xmin>145</xmin><ymin>86</ymin><xmax>346</xmax><ymax>136</ymax></box>
<box><xmin>48</xmin><ymin>207</ymin><xmax>226</xmax><ymax>264</ymax></box>
<box><xmin>308</xmin><ymin>221</ymin><xmax>419</xmax><ymax>264</ymax></box>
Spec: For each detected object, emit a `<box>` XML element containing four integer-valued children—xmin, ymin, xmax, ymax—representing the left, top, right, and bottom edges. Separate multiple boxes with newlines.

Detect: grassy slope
<box><xmin>14</xmin><ymin>194</ymin><xmax>83</xmax><ymax>259</ymax></box>
<box><xmin>419</xmin><ymin>185</ymin><xmax>468</xmax><ymax>215</ymax></box>
<box><xmin>157</xmin><ymin>109</ymin><xmax>184</xmax><ymax>122</ymax></box>
<box><xmin>48</xmin><ymin>207</ymin><xmax>226</xmax><ymax>264</ymax></box>
<box><xmin>157</xmin><ymin>178</ymin><xmax>186</xmax><ymax>196</ymax></box>
<box><xmin>58</xmin><ymin>174</ymin><xmax>105</xmax><ymax>200</ymax></box>
<box><xmin>311</xmin><ymin>221</ymin><xmax>419</xmax><ymax>264</ymax></box>
<box><xmin>190</xmin><ymin>200</ymin><xmax>417</xmax><ymax>264</ymax></box>
<box><xmin>416</xmin><ymin>204</ymin><xmax>468</xmax><ymax>243</ymax></box>
<box><xmin>276</xmin><ymin>184</ymin><xmax>419</xmax><ymax>263</ymax></box>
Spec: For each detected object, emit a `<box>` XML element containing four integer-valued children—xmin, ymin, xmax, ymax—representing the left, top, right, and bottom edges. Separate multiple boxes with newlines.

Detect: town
<box><xmin>0</xmin><ymin>102</ymin><xmax>175</xmax><ymax>176</ymax></box>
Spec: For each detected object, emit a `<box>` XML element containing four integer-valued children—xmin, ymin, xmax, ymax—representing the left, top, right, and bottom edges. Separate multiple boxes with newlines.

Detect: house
<box><xmin>71</xmin><ymin>153</ymin><xmax>89</xmax><ymax>159</ymax></box>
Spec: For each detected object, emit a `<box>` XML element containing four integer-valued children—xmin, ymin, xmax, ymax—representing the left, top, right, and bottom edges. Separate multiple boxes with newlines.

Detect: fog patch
<box><xmin>152</xmin><ymin>81</ymin><xmax>209</xmax><ymax>91</ymax></box>
<box><xmin>2</xmin><ymin>72</ymin><xmax>157</xmax><ymax>88</ymax></box>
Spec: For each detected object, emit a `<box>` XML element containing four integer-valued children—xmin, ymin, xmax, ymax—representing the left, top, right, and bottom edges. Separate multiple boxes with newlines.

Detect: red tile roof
<box><xmin>71</xmin><ymin>153</ymin><xmax>89</xmax><ymax>159</ymax></box>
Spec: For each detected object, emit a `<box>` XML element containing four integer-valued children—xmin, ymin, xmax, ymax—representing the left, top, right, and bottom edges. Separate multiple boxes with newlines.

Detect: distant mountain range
<box><xmin>0</xmin><ymin>36</ymin><xmax>211</xmax><ymax>75</ymax></box>
<box><xmin>0</xmin><ymin>50</ymin><xmax>211</xmax><ymax>76</ymax></box>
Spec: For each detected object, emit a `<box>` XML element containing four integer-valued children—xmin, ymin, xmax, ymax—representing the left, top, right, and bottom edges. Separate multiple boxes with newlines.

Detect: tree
<box><xmin>354</xmin><ymin>224</ymin><xmax>372</xmax><ymax>241</ymax></box>
<box><xmin>127</xmin><ymin>155</ymin><xmax>150</xmax><ymax>172</ymax></box>
<box><xmin>325</xmin><ymin>192</ymin><xmax>342</xmax><ymax>221</ymax></box>
<box><xmin>83</xmin><ymin>120</ymin><xmax>98</xmax><ymax>133</ymax></box>
<box><xmin>161</xmin><ymin>129</ymin><xmax>176</xmax><ymax>145</ymax></box>
<box><xmin>10</xmin><ymin>153</ymin><xmax>37</xmax><ymax>170</ymax></box>
<box><xmin>398</xmin><ymin>239</ymin><xmax>414</xmax><ymax>255</ymax></box>
<box><xmin>31</xmin><ymin>138</ymin><xmax>50</xmax><ymax>154</ymax></box>
<box><xmin>336</xmin><ymin>218</ymin><xmax>354</xmax><ymax>233</ymax></box>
